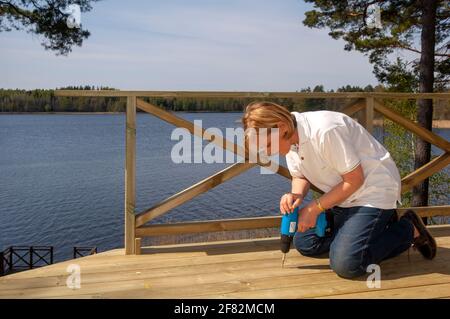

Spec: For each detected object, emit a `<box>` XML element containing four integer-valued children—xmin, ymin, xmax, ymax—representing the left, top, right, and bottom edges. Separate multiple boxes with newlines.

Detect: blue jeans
<box><xmin>293</xmin><ymin>206</ymin><xmax>414</xmax><ymax>279</ymax></box>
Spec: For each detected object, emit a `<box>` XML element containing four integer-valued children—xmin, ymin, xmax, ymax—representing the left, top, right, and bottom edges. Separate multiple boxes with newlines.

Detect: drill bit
<box><xmin>281</xmin><ymin>253</ymin><xmax>286</xmax><ymax>268</ymax></box>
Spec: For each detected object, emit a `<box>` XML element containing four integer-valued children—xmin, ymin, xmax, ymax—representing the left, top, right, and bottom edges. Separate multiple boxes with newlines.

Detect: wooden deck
<box><xmin>1</xmin><ymin>225</ymin><xmax>450</xmax><ymax>299</ymax></box>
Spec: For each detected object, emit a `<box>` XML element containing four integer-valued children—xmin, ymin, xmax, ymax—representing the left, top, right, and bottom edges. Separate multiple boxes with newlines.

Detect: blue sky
<box><xmin>1</xmin><ymin>0</ymin><xmax>384</xmax><ymax>90</ymax></box>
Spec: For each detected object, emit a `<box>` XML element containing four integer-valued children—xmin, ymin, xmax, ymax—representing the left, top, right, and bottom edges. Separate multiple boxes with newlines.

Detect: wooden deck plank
<box><xmin>322</xmin><ymin>283</ymin><xmax>450</xmax><ymax>299</ymax></box>
<box><xmin>0</xmin><ymin>225</ymin><xmax>449</xmax><ymax>299</ymax></box>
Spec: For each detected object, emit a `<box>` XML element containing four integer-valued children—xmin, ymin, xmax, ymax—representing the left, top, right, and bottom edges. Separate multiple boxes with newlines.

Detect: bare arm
<box><xmin>291</xmin><ymin>176</ymin><xmax>310</xmax><ymax>197</ymax></box>
<box><xmin>316</xmin><ymin>164</ymin><xmax>364</xmax><ymax>211</ymax></box>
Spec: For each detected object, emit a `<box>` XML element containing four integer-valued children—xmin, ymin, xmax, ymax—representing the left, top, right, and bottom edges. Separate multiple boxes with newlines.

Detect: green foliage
<box><xmin>304</xmin><ymin>85</ymin><xmax>326</xmax><ymax>110</ymax></box>
<box><xmin>382</xmin><ymin>98</ymin><xmax>449</xmax><ymax>210</ymax></box>
<box><xmin>0</xmin><ymin>87</ymin><xmax>126</xmax><ymax>113</ymax></box>
<box><xmin>374</xmin><ymin>58</ymin><xmax>419</xmax><ymax>92</ymax></box>
<box><xmin>382</xmin><ymin>99</ymin><xmax>416</xmax><ymax>206</ymax></box>
<box><xmin>0</xmin><ymin>0</ymin><xmax>98</xmax><ymax>55</ymax></box>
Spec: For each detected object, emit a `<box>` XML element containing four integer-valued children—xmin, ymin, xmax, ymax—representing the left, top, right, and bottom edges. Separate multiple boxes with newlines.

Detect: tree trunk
<box><xmin>412</xmin><ymin>0</ymin><xmax>437</xmax><ymax>221</ymax></box>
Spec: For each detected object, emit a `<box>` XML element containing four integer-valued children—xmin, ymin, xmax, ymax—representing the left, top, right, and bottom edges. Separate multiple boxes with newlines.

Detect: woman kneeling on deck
<box><xmin>242</xmin><ymin>101</ymin><xmax>437</xmax><ymax>279</ymax></box>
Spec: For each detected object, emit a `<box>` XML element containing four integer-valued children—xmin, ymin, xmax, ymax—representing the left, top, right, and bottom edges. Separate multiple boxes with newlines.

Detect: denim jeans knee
<box><xmin>293</xmin><ymin>229</ymin><xmax>331</xmax><ymax>257</ymax></box>
<box><xmin>329</xmin><ymin>243</ymin><xmax>366</xmax><ymax>279</ymax></box>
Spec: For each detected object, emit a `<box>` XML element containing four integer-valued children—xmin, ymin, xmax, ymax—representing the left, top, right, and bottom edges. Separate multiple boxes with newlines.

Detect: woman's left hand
<box><xmin>297</xmin><ymin>204</ymin><xmax>320</xmax><ymax>233</ymax></box>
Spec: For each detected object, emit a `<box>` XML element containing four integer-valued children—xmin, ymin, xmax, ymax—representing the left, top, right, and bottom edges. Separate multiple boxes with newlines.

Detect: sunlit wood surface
<box><xmin>1</xmin><ymin>225</ymin><xmax>449</xmax><ymax>299</ymax></box>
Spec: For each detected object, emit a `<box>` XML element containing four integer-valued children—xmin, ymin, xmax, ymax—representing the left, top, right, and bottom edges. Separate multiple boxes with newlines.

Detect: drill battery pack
<box><xmin>316</xmin><ymin>209</ymin><xmax>334</xmax><ymax>237</ymax></box>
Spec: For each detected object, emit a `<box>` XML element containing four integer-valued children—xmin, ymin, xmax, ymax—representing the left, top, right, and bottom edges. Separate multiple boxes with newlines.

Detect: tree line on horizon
<box><xmin>0</xmin><ymin>85</ymin><xmax>448</xmax><ymax>120</ymax></box>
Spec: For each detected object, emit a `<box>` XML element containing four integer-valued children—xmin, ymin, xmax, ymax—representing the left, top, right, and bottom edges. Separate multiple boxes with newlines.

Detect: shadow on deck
<box><xmin>1</xmin><ymin>225</ymin><xmax>450</xmax><ymax>299</ymax></box>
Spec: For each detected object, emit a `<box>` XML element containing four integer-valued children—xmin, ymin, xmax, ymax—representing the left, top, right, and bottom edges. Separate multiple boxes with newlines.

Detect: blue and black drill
<box><xmin>280</xmin><ymin>206</ymin><xmax>333</xmax><ymax>267</ymax></box>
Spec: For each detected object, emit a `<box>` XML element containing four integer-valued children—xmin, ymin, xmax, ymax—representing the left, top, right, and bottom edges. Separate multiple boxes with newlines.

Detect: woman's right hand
<box><xmin>279</xmin><ymin>192</ymin><xmax>303</xmax><ymax>215</ymax></box>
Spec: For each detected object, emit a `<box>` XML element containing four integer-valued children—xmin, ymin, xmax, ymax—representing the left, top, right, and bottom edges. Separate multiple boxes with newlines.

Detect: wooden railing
<box><xmin>54</xmin><ymin>90</ymin><xmax>450</xmax><ymax>255</ymax></box>
<box><xmin>0</xmin><ymin>246</ymin><xmax>54</xmax><ymax>276</ymax></box>
<box><xmin>73</xmin><ymin>246</ymin><xmax>97</xmax><ymax>259</ymax></box>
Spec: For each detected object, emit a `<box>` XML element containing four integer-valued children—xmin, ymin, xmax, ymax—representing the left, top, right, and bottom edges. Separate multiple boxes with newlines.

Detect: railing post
<box><xmin>125</xmin><ymin>96</ymin><xmax>137</xmax><ymax>255</ymax></box>
<box><xmin>0</xmin><ymin>251</ymin><xmax>4</xmax><ymax>276</ymax></box>
<box><xmin>29</xmin><ymin>246</ymin><xmax>33</xmax><ymax>270</ymax></box>
<box><xmin>135</xmin><ymin>238</ymin><xmax>142</xmax><ymax>255</ymax></box>
<box><xmin>9</xmin><ymin>247</ymin><xmax>13</xmax><ymax>272</ymax></box>
<box><xmin>365</xmin><ymin>97</ymin><xmax>374</xmax><ymax>134</ymax></box>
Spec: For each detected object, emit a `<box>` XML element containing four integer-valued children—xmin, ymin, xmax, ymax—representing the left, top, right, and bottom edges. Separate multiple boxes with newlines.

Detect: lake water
<box><xmin>0</xmin><ymin>113</ymin><xmax>448</xmax><ymax>261</ymax></box>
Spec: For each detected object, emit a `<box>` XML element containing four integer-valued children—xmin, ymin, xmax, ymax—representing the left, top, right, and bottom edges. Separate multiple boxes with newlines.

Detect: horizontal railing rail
<box><xmin>55</xmin><ymin>90</ymin><xmax>450</xmax><ymax>99</ymax></box>
<box><xmin>135</xmin><ymin>206</ymin><xmax>450</xmax><ymax>237</ymax></box>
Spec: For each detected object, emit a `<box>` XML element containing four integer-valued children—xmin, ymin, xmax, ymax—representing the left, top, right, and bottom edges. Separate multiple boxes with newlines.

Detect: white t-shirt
<box><xmin>285</xmin><ymin>111</ymin><xmax>401</xmax><ymax>209</ymax></box>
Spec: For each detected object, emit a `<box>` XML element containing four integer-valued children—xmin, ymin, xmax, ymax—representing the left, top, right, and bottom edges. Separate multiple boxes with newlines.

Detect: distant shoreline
<box><xmin>0</xmin><ymin>111</ymin><xmax>243</xmax><ymax>115</ymax></box>
<box><xmin>372</xmin><ymin>119</ymin><xmax>450</xmax><ymax>129</ymax></box>
<box><xmin>0</xmin><ymin>112</ymin><xmax>449</xmax><ymax>128</ymax></box>
<box><xmin>0</xmin><ymin>111</ymin><xmax>122</xmax><ymax>115</ymax></box>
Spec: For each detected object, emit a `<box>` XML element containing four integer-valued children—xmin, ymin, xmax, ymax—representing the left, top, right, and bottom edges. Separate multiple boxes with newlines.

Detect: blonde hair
<box><xmin>241</xmin><ymin>101</ymin><xmax>295</xmax><ymax>138</ymax></box>
<box><xmin>241</xmin><ymin>101</ymin><xmax>295</xmax><ymax>159</ymax></box>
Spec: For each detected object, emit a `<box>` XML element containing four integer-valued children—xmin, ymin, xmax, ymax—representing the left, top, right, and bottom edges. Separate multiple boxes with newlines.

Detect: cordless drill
<box><xmin>280</xmin><ymin>206</ymin><xmax>333</xmax><ymax>268</ymax></box>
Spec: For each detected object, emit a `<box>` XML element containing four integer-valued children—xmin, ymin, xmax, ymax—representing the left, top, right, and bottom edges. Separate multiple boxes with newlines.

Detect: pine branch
<box><xmin>396</xmin><ymin>43</ymin><xmax>450</xmax><ymax>57</ymax></box>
